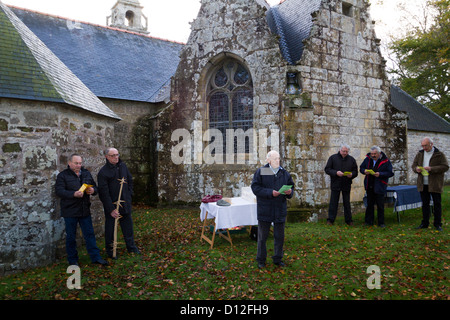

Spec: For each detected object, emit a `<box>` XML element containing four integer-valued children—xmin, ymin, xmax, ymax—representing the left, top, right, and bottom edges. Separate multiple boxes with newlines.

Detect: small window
<box><xmin>286</xmin><ymin>72</ymin><xmax>301</xmax><ymax>95</ymax></box>
<box><xmin>342</xmin><ymin>2</ymin><xmax>353</xmax><ymax>17</ymax></box>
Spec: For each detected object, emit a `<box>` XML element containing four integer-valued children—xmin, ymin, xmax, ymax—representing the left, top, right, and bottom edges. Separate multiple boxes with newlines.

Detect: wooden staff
<box><xmin>112</xmin><ymin>177</ymin><xmax>126</xmax><ymax>258</ymax></box>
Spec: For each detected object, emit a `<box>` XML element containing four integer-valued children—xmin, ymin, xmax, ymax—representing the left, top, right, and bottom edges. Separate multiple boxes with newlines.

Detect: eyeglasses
<box><xmin>107</xmin><ymin>154</ymin><xmax>120</xmax><ymax>157</ymax></box>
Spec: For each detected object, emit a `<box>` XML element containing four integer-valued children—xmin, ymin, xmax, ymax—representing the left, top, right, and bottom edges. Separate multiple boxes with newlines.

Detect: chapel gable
<box><xmin>156</xmin><ymin>0</ymin><xmax>408</xmax><ymax>217</ymax></box>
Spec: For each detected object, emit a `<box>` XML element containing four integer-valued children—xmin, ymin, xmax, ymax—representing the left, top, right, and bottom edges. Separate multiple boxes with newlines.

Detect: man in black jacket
<box><xmin>251</xmin><ymin>150</ymin><xmax>294</xmax><ymax>269</ymax></box>
<box><xmin>324</xmin><ymin>144</ymin><xmax>358</xmax><ymax>225</ymax></box>
<box><xmin>55</xmin><ymin>154</ymin><xmax>108</xmax><ymax>266</ymax></box>
<box><xmin>97</xmin><ymin>148</ymin><xmax>139</xmax><ymax>259</ymax></box>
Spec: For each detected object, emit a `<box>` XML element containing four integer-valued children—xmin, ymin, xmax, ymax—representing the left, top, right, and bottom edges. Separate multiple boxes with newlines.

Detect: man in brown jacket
<box><xmin>412</xmin><ymin>137</ymin><xmax>449</xmax><ymax>231</ymax></box>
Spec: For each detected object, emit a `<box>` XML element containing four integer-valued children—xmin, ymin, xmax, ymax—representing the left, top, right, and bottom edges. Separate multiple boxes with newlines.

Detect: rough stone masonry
<box><xmin>0</xmin><ymin>99</ymin><xmax>115</xmax><ymax>275</ymax></box>
<box><xmin>155</xmin><ymin>0</ymin><xmax>408</xmax><ymax>217</ymax></box>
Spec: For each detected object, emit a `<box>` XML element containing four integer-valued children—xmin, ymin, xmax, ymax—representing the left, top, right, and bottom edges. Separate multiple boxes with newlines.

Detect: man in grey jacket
<box><xmin>412</xmin><ymin>137</ymin><xmax>449</xmax><ymax>231</ymax></box>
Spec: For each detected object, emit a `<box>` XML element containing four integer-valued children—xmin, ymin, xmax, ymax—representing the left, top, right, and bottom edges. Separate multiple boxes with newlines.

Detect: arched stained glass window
<box><xmin>208</xmin><ymin>59</ymin><xmax>253</xmax><ymax>153</ymax></box>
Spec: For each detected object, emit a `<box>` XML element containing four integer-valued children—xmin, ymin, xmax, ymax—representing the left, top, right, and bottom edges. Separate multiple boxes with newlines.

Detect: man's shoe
<box><xmin>107</xmin><ymin>254</ymin><xmax>118</xmax><ymax>260</ymax></box>
<box><xmin>257</xmin><ymin>262</ymin><xmax>266</xmax><ymax>269</ymax></box>
<box><xmin>435</xmin><ymin>226</ymin><xmax>443</xmax><ymax>232</ymax></box>
<box><xmin>378</xmin><ymin>224</ymin><xmax>386</xmax><ymax>228</ymax></box>
<box><xmin>416</xmin><ymin>224</ymin><xmax>428</xmax><ymax>229</ymax></box>
<box><xmin>94</xmin><ymin>258</ymin><xmax>109</xmax><ymax>266</ymax></box>
<box><xmin>326</xmin><ymin>221</ymin><xmax>333</xmax><ymax>226</ymax></box>
<box><xmin>274</xmin><ymin>261</ymin><xmax>285</xmax><ymax>267</ymax></box>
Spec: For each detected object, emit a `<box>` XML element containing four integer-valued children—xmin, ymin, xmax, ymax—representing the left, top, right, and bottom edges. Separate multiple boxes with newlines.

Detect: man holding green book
<box><xmin>251</xmin><ymin>150</ymin><xmax>295</xmax><ymax>269</ymax></box>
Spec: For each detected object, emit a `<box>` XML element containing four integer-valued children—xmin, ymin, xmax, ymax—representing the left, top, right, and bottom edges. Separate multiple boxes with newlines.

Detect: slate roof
<box><xmin>11</xmin><ymin>6</ymin><xmax>184</xmax><ymax>103</ymax></box>
<box><xmin>390</xmin><ymin>85</ymin><xmax>450</xmax><ymax>134</ymax></box>
<box><xmin>267</xmin><ymin>0</ymin><xmax>322</xmax><ymax>65</ymax></box>
<box><xmin>0</xmin><ymin>2</ymin><xmax>120</xmax><ymax>120</ymax></box>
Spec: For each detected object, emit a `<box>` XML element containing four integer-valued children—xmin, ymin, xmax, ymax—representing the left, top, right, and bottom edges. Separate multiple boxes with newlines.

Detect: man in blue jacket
<box><xmin>55</xmin><ymin>154</ymin><xmax>108</xmax><ymax>266</ymax></box>
<box><xmin>360</xmin><ymin>146</ymin><xmax>394</xmax><ymax>227</ymax></box>
<box><xmin>251</xmin><ymin>150</ymin><xmax>294</xmax><ymax>268</ymax></box>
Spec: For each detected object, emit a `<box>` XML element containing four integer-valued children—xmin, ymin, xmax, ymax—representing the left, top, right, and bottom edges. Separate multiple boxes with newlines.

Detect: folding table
<box><xmin>200</xmin><ymin>197</ymin><xmax>257</xmax><ymax>248</ymax></box>
<box><xmin>386</xmin><ymin>185</ymin><xmax>428</xmax><ymax>223</ymax></box>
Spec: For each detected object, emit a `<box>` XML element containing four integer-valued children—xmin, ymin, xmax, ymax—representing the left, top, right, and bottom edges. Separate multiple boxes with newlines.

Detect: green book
<box><xmin>278</xmin><ymin>185</ymin><xmax>293</xmax><ymax>194</ymax></box>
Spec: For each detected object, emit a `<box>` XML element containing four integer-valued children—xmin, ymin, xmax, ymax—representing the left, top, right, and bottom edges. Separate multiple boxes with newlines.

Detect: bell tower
<box><xmin>107</xmin><ymin>0</ymin><xmax>149</xmax><ymax>34</ymax></box>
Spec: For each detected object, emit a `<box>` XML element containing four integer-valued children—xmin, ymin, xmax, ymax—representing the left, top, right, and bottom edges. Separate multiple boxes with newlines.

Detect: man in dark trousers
<box><xmin>324</xmin><ymin>144</ymin><xmax>358</xmax><ymax>225</ymax></box>
<box><xmin>251</xmin><ymin>150</ymin><xmax>294</xmax><ymax>269</ymax></box>
<box><xmin>360</xmin><ymin>146</ymin><xmax>394</xmax><ymax>227</ymax></box>
<box><xmin>97</xmin><ymin>148</ymin><xmax>140</xmax><ymax>259</ymax></box>
<box><xmin>412</xmin><ymin>137</ymin><xmax>448</xmax><ymax>231</ymax></box>
<box><xmin>55</xmin><ymin>154</ymin><xmax>108</xmax><ymax>266</ymax></box>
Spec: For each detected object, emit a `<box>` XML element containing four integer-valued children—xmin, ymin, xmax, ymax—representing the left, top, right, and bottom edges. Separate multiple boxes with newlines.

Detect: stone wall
<box><xmin>101</xmin><ymin>98</ymin><xmax>163</xmax><ymax>204</ymax></box>
<box><xmin>0</xmin><ymin>98</ymin><xmax>117</xmax><ymax>275</ymax></box>
<box><xmin>283</xmin><ymin>0</ymin><xmax>408</xmax><ymax>216</ymax></box>
<box><xmin>156</xmin><ymin>0</ymin><xmax>407</xmax><ymax>217</ymax></box>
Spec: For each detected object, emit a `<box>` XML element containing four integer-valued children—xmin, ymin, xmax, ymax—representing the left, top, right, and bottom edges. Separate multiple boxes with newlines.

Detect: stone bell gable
<box><xmin>157</xmin><ymin>0</ymin><xmax>408</xmax><ymax>215</ymax></box>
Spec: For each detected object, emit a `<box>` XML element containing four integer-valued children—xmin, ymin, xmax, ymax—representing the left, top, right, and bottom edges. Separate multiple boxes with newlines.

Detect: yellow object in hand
<box><xmin>79</xmin><ymin>184</ymin><xmax>93</xmax><ymax>192</ymax></box>
<box><xmin>417</xmin><ymin>166</ymin><xmax>429</xmax><ymax>176</ymax></box>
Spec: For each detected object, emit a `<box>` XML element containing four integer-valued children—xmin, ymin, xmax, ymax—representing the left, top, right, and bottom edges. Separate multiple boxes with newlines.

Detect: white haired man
<box><xmin>360</xmin><ymin>146</ymin><xmax>394</xmax><ymax>227</ymax></box>
<box><xmin>251</xmin><ymin>150</ymin><xmax>295</xmax><ymax>268</ymax></box>
<box><xmin>412</xmin><ymin>137</ymin><xmax>448</xmax><ymax>231</ymax></box>
<box><xmin>324</xmin><ymin>144</ymin><xmax>358</xmax><ymax>225</ymax></box>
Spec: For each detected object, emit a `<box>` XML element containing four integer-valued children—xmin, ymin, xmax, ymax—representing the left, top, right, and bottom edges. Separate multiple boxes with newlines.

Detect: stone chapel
<box><xmin>155</xmin><ymin>0</ymin><xmax>409</xmax><ymax>217</ymax></box>
<box><xmin>1</xmin><ymin>0</ymin><xmax>449</xmax><ymax>274</ymax></box>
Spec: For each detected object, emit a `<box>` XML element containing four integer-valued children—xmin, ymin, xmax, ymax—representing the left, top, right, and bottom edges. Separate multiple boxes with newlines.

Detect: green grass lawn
<box><xmin>1</xmin><ymin>187</ymin><xmax>448</xmax><ymax>300</ymax></box>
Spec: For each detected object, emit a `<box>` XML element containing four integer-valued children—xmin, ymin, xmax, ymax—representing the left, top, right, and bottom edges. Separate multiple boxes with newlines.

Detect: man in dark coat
<box><xmin>55</xmin><ymin>154</ymin><xmax>108</xmax><ymax>266</ymax></box>
<box><xmin>360</xmin><ymin>146</ymin><xmax>394</xmax><ymax>227</ymax></box>
<box><xmin>251</xmin><ymin>150</ymin><xmax>294</xmax><ymax>268</ymax></box>
<box><xmin>324</xmin><ymin>144</ymin><xmax>358</xmax><ymax>225</ymax></box>
<box><xmin>412</xmin><ymin>137</ymin><xmax>448</xmax><ymax>231</ymax></box>
<box><xmin>97</xmin><ymin>148</ymin><xmax>140</xmax><ymax>259</ymax></box>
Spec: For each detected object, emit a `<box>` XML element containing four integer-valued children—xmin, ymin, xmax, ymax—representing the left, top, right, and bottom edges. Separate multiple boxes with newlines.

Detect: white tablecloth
<box><xmin>200</xmin><ymin>197</ymin><xmax>257</xmax><ymax>230</ymax></box>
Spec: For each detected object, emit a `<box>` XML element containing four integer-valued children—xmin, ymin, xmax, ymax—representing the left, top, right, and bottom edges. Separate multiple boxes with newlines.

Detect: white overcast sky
<box><xmin>2</xmin><ymin>0</ymin><xmax>426</xmax><ymax>46</ymax></box>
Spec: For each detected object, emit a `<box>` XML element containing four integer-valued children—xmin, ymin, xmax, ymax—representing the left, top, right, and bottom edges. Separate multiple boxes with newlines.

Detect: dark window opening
<box><xmin>125</xmin><ymin>10</ymin><xmax>135</xmax><ymax>26</ymax></box>
<box><xmin>342</xmin><ymin>2</ymin><xmax>353</xmax><ymax>17</ymax></box>
<box><xmin>286</xmin><ymin>72</ymin><xmax>301</xmax><ymax>95</ymax></box>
